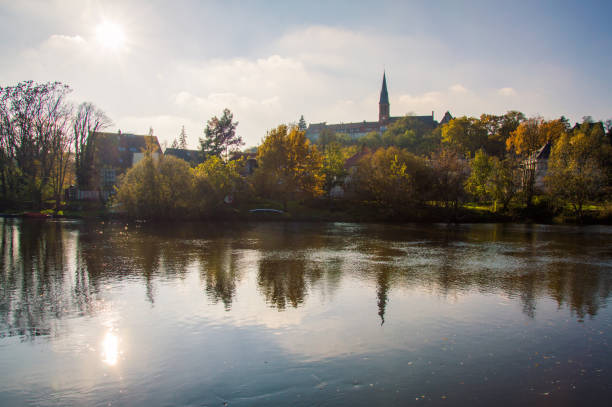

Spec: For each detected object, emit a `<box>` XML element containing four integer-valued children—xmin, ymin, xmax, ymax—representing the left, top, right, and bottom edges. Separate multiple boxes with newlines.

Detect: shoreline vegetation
<box><xmin>1</xmin><ymin>81</ymin><xmax>611</xmax><ymax>225</ymax></box>
<box><xmin>2</xmin><ymin>198</ymin><xmax>611</xmax><ymax>225</ymax></box>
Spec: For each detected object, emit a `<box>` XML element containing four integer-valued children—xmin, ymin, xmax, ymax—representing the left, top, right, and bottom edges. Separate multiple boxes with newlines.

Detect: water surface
<box><xmin>1</xmin><ymin>219</ymin><xmax>611</xmax><ymax>406</ymax></box>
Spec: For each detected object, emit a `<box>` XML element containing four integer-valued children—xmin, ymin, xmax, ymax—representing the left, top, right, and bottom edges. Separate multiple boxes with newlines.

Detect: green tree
<box><xmin>465</xmin><ymin>149</ymin><xmax>495</xmax><ymax>202</ymax></box>
<box><xmin>298</xmin><ymin>115</ymin><xmax>307</xmax><ymax>131</ymax></box>
<box><xmin>171</xmin><ymin>125</ymin><xmax>188</xmax><ymax>149</ymax></box>
<box><xmin>200</xmin><ymin>108</ymin><xmax>242</xmax><ymax>159</ymax></box>
<box><xmin>361</xmin><ymin>131</ymin><xmax>383</xmax><ymax>149</ymax></box>
<box><xmin>193</xmin><ymin>156</ymin><xmax>242</xmax><ymax>213</ymax></box>
<box><xmin>255</xmin><ymin>125</ymin><xmax>324</xmax><ymax>210</ymax></box>
<box><xmin>321</xmin><ymin>142</ymin><xmax>348</xmax><ymax>192</ymax></box>
<box><xmin>489</xmin><ymin>157</ymin><xmax>520</xmax><ymax>212</ymax></box>
<box><xmin>546</xmin><ymin>120</ymin><xmax>611</xmax><ymax>220</ymax></box>
<box><xmin>116</xmin><ymin>155</ymin><xmax>194</xmax><ymax>219</ymax></box>
<box><xmin>441</xmin><ymin>116</ymin><xmax>488</xmax><ymax>156</ymax></box>
<box><xmin>382</xmin><ymin>115</ymin><xmax>438</xmax><ymax>154</ymax></box>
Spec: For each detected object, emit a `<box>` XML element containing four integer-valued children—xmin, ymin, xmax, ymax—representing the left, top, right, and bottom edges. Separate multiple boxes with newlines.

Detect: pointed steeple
<box><xmin>379</xmin><ymin>71</ymin><xmax>390</xmax><ymax>123</ymax></box>
<box><xmin>379</xmin><ymin>71</ymin><xmax>389</xmax><ymax>105</ymax></box>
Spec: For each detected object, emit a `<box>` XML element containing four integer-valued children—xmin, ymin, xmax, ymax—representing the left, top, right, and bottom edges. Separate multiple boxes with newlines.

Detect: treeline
<box><xmin>0</xmin><ymin>81</ymin><xmax>111</xmax><ymax>209</ymax></box>
<box><xmin>3</xmin><ymin>80</ymin><xmax>611</xmax><ymax>222</ymax></box>
<box><xmin>116</xmin><ymin>110</ymin><xmax>612</xmax><ymax>222</ymax></box>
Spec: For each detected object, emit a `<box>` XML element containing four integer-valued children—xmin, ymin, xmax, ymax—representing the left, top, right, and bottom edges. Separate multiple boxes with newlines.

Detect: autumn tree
<box><xmin>116</xmin><ymin>155</ymin><xmax>193</xmax><ymax>219</ymax></box>
<box><xmin>430</xmin><ymin>148</ymin><xmax>470</xmax><ymax>216</ymax></box>
<box><xmin>193</xmin><ymin>156</ymin><xmax>242</xmax><ymax>213</ymax></box>
<box><xmin>73</xmin><ymin>102</ymin><xmax>112</xmax><ymax>189</ymax></box>
<box><xmin>200</xmin><ymin>108</ymin><xmax>242</xmax><ymax>159</ymax></box>
<box><xmin>479</xmin><ymin>111</ymin><xmax>525</xmax><ymax>157</ymax></box>
<box><xmin>255</xmin><ymin>125</ymin><xmax>324</xmax><ymax>210</ymax></box>
<box><xmin>546</xmin><ymin>120</ymin><xmax>611</xmax><ymax>220</ymax></box>
<box><xmin>441</xmin><ymin>116</ymin><xmax>488</xmax><ymax>157</ymax></box>
<box><xmin>353</xmin><ymin>146</ymin><xmax>430</xmax><ymax>211</ymax></box>
<box><xmin>505</xmin><ymin>117</ymin><xmax>567</xmax><ymax>156</ymax></box>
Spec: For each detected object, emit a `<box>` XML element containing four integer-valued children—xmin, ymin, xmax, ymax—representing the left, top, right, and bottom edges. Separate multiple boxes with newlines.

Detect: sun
<box><xmin>96</xmin><ymin>21</ymin><xmax>125</xmax><ymax>50</ymax></box>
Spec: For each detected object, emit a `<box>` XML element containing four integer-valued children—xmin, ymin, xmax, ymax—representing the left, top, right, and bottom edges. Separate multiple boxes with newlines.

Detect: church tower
<box><xmin>379</xmin><ymin>72</ymin><xmax>390</xmax><ymax>123</ymax></box>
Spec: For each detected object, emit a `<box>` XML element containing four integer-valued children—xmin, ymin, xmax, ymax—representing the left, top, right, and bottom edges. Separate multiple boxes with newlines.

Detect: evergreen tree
<box><xmin>298</xmin><ymin>115</ymin><xmax>307</xmax><ymax>131</ymax></box>
<box><xmin>200</xmin><ymin>109</ymin><xmax>242</xmax><ymax>159</ymax></box>
<box><xmin>178</xmin><ymin>125</ymin><xmax>187</xmax><ymax>149</ymax></box>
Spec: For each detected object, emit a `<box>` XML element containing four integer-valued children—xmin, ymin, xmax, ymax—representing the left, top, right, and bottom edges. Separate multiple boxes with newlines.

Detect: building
<box><xmin>522</xmin><ymin>141</ymin><xmax>551</xmax><ymax>191</ymax></box>
<box><xmin>229</xmin><ymin>152</ymin><xmax>258</xmax><ymax>176</ymax></box>
<box><xmin>91</xmin><ymin>131</ymin><xmax>162</xmax><ymax>189</ymax></box>
<box><xmin>164</xmin><ymin>148</ymin><xmax>204</xmax><ymax>166</ymax></box>
<box><xmin>306</xmin><ymin>72</ymin><xmax>451</xmax><ymax>141</ymax></box>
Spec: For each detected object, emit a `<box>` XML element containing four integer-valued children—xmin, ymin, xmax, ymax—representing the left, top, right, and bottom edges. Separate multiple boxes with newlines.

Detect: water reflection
<box><xmin>1</xmin><ymin>219</ymin><xmax>611</xmax><ymax>341</ymax></box>
<box><xmin>102</xmin><ymin>331</ymin><xmax>119</xmax><ymax>366</ymax></box>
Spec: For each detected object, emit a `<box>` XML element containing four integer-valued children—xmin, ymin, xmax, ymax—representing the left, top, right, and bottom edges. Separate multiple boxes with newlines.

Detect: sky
<box><xmin>1</xmin><ymin>0</ymin><xmax>611</xmax><ymax>149</ymax></box>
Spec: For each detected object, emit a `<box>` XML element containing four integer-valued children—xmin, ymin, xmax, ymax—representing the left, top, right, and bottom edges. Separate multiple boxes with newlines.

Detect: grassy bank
<box><xmin>5</xmin><ymin>197</ymin><xmax>611</xmax><ymax>225</ymax></box>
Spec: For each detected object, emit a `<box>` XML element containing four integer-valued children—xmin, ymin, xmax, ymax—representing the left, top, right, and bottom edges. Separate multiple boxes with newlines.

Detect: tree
<box><xmin>489</xmin><ymin>157</ymin><xmax>520</xmax><ymax>212</ymax></box>
<box><xmin>441</xmin><ymin>116</ymin><xmax>488</xmax><ymax>156</ymax></box>
<box><xmin>193</xmin><ymin>156</ymin><xmax>242</xmax><ymax>212</ymax></box>
<box><xmin>353</xmin><ymin>146</ymin><xmax>430</xmax><ymax>211</ymax></box>
<box><xmin>171</xmin><ymin>125</ymin><xmax>188</xmax><ymax>149</ymax></box>
<box><xmin>73</xmin><ymin>102</ymin><xmax>112</xmax><ymax>189</ymax></box>
<box><xmin>200</xmin><ymin>108</ymin><xmax>242</xmax><ymax>159</ymax></box>
<box><xmin>465</xmin><ymin>149</ymin><xmax>495</xmax><ymax>203</ymax></box>
<box><xmin>506</xmin><ymin>117</ymin><xmax>567</xmax><ymax>156</ymax></box>
<box><xmin>298</xmin><ymin>115</ymin><xmax>307</xmax><ymax>131</ymax></box>
<box><xmin>116</xmin><ymin>155</ymin><xmax>193</xmax><ymax>219</ymax></box>
<box><xmin>430</xmin><ymin>148</ymin><xmax>469</xmax><ymax>217</ymax></box>
<box><xmin>255</xmin><ymin>125</ymin><xmax>324</xmax><ymax>210</ymax></box>
<box><xmin>478</xmin><ymin>111</ymin><xmax>525</xmax><ymax>157</ymax></box>
<box><xmin>382</xmin><ymin>115</ymin><xmax>438</xmax><ymax>154</ymax></box>
<box><xmin>546</xmin><ymin>126</ymin><xmax>608</xmax><ymax>221</ymax></box>
<box><xmin>321</xmin><ymin>142</ymin><xmax>348</xmax><ymax>192</ymax></box>
<box><xmin>0</xmin><ymin>81</ymin><xmax>73</xmax><ymax>207</ymax></box>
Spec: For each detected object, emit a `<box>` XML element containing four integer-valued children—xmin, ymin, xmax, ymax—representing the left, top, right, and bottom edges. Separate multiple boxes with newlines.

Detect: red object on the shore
<box><xmin>23</xmin><ymin>212</ymin><xmax>51</xmax><ymax>219</ymax></box>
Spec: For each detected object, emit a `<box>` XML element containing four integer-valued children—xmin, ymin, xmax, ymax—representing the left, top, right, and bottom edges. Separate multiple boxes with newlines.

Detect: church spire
<box><xmin>379</xmin><ymin>71</ymin><xmax>390</xmax><ymax>123</ymax></box>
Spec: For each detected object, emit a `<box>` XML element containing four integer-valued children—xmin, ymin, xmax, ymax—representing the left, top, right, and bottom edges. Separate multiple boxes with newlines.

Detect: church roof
<box><xmin>379</xmin><ymin>72</ymin><xmax>389</xmax><ymax>105</ymax></box>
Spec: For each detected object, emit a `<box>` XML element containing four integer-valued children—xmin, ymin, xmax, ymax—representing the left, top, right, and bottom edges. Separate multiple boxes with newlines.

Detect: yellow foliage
<box><xmin>255</xmin><ymin>125</ymin><xmax>324</xmax><ymax>203</ymax></box>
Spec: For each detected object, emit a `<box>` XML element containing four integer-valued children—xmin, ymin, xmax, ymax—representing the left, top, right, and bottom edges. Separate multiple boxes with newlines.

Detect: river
<box><xmin>1</xmin><ymin>219</ymin><xmax>611</xmax><ymax>406</ymax></box>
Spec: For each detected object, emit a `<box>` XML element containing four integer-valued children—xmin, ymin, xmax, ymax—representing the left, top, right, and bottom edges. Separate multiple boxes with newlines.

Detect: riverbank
<box><xmin>3</xmin><ymin>198</ymin><xmax>611</xmax><ymax>225</ymax></box>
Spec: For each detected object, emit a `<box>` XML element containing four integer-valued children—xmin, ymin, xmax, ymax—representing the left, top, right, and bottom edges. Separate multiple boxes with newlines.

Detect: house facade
<box><xmin>91</xmin><ymin>131</ymin><xmax>162</xmax><ymax>190</ymax></box>
<box><xmin>522</xmin><ymin>141</ymin><xmax>551</xmax><ymax>191</ymax></box>
<box><xmin>164</xmin><ymin>148</ymin><xmax>204</xmax><ymax>166</ymax></box>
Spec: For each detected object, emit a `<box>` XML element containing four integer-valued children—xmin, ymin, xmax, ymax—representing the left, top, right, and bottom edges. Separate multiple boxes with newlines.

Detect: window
<box><xmin>101</xmin><ymin>168</ymin><xmax>116</xmax><ymax>186</ymax></box>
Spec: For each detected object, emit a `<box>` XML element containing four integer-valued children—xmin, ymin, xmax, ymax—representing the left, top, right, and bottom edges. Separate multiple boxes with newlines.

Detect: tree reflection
<box><xmin>1</xmin><ymin>220</ymin><xmax>611</xmax><ymax>340</ymax></box>
<box><xmin>196</xmin><ymin>239</ymin><xmax>241</xmax><ymax>310</ymax></box>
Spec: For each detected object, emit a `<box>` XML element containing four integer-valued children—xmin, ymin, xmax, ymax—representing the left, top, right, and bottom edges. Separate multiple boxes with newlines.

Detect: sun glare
<box><xmin>96</xmin><ymin>21</ymin><xmax>125</xmax><ymax>50</ymax></box>
<box><xmin>102</xmin><ymin>331</ymin><xmax>119</xmax><ymax>366</ymax></box>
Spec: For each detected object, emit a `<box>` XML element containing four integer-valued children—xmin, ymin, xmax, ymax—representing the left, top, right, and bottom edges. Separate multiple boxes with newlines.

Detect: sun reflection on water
<box><xmin>102</xmin><ymin>331</ymin><xmax>119</xmax><ymax>366</ymax></box>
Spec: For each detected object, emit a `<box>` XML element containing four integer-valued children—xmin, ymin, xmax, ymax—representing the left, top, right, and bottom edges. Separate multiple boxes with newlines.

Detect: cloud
<box><xmin>449</xmin><ymin>84</ymin><xmax>468</xmax><ymax>93</ymax></box>
<box><xmin>498</xmin><ymin>87</ymin><xmax>516</xmax><ymax>96</ymax></box>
